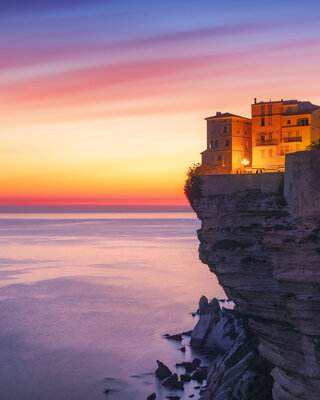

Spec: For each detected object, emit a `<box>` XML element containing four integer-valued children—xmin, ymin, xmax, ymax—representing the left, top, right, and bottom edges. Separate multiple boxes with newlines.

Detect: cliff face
<box><xmin>192</xmin><ymin>151</ymin><xmax>320</xmax><ymax>400</ymax></box>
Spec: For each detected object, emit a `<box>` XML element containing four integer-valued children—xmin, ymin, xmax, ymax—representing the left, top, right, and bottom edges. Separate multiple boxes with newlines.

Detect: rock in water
<box><xmin>199</xmin><ymin>295</ymin><xmax>209</xmax><ymax>314</ymax></box>
<box><xmin>180</xmin><ymin>373</ymin><xmax>192</xmax><ymax>382</ymax></box>
<box><xmin>155</xmin><ymin>360</ymin><xmax>172</xmax><ymax>379</ymax></box>
<box><xmin>147</xmin><ymin>394</ymin><xmax>156</xmax><ymax>400</ymax></box>
<box><xmin>162</xmin><ymin>373</ymin><xmax>178</xmax><ymax>388</ymax></box>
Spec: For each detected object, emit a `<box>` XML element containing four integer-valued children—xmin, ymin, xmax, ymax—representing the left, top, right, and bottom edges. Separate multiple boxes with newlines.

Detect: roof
<box><xmin>283</xmin><ymin>101</ymin><xmax>320</xmax><ymax>115</ymax></box>
<box><xmin>252</xmin><ymin>99</ymin><xmax>298</xmax><ymax>105</ymax></box>
<box><xmin>205</xmin><ymin>112</ymin><xmax>250</xmax><ymax>120</ymax></box>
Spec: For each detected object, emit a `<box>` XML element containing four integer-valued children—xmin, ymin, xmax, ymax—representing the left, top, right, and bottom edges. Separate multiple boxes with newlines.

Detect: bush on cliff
<box><xmin>307</xmin><ymin>139</ymin><xmax>320</xmax><ymax>150</ymax></box>
<box><xmin>184</xmin><ymin>163</ymin><xmax>211</xmax><ymax>205</ymax></box>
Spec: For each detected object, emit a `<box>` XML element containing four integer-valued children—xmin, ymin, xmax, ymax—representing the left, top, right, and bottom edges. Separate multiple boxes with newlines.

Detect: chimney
<box><xmin>254</xmin><ymin>98</ymin><xmax>257</xmax><ymax>104</ymax></box>
<box><xmin>216</xmin><ymin>112</ymin><xmax>222</xmax><ymax>116</ymax></box>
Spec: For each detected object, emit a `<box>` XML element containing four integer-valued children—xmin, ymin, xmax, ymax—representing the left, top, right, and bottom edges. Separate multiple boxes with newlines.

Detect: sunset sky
<box><xmin>1</xmin><ymin>0</ymin><xmax>320</xmax><ymax>207</ymax></box>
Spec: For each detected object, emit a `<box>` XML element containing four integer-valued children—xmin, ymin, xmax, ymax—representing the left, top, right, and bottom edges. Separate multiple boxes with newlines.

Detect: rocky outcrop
<box><xmin>192</xmin><ymin>151</ymin><xmax>320</xmax><ymax>400</ymax></box>
<box><xmin>191</xmin><ymin>297</ymin><xmax>273</xmax><ymax>400</ymax></box>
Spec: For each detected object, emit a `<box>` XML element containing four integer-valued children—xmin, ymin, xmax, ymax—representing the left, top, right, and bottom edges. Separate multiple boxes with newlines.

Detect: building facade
<box><xmin>201</xmin><ymin>112</ymin><xmax>252</xmax><ymax>174</ymax></box>
<box><xmin>251</xmin><ymin>99</ymin><xmax>320</xmax><ymax>171</ymax></box>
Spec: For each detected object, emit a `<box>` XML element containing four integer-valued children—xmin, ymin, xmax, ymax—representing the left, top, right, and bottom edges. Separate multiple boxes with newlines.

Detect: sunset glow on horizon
<box><xmin>2</xmin><ymin>0</ymin><xmax>320</xmax><ymax>207</ymax></box>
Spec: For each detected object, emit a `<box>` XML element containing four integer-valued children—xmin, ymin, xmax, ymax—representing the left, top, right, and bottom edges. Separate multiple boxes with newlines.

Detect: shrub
<box><xmin>184</xmin><ymin>163</ymin><xmax>212</xmax><ymax>205</ymax></box>
<box><xmin>307</xmin><ymin>139</ymin><xmax>320</xmax><ymax>150</ymax></box>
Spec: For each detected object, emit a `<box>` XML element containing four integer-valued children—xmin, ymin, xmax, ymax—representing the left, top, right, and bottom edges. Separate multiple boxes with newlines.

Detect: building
<box><xmin>201</xmin><ymin>112</ymin><xmax>252</xmax><ymax>174</ymax></box>
<box><xmin>251</xmin><ymin>99</ymin><xmax>320</xmax><ymax>171</ymax></box>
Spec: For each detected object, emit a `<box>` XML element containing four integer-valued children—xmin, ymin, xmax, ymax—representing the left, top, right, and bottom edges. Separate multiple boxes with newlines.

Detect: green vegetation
<box><xmin>184</xmin><ymin>163</ymin><xmax>211</xmax><ymax>205</ymax></box>
<box><xmin>307</xmin><ymin>139</ymin><xmax>320</xmax><ymax>150</ymax></box>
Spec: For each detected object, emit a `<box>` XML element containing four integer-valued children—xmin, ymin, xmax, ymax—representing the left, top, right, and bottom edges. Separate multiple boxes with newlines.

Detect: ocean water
<box><xmin>0</xmin><ymin>213</ymin><xmax>225</xmax><ymax>400</ymax></box>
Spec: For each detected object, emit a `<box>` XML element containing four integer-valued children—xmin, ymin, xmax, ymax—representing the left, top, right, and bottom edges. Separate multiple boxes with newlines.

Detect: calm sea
<box><xmin>0</xmin><ymin>213</ymin><xmax>224</xmax><ymax>400</ymax></box>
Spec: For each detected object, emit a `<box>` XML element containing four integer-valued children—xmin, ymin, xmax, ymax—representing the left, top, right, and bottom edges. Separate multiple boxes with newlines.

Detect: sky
<box><xmin>1</xmin><ymin>0</ymin><xmax>320</xmax><ymax>207</ymax></box>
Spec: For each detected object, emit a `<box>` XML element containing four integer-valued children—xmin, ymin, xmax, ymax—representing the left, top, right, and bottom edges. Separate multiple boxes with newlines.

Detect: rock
<box><xmin>179</xmin><ymin>346</ymin><xmax>186</xmax><ymax>352</ymax></box>
<box><xmin>199</xmin><ymin>296</ymin><xmax>209</xmax><ymax>314</ymax></box>
<box><xmin>166</xmin><ymin>397</ymin><xmax>180</xmax><ymax>400</ymax></box>
<box><xmin>147</xmin><ymin>394</ymin><xmax>156</xmax><ymax>400</ymax></box>
<box><xmin>184</xmin><ymin>362</ymin><xmax>196</xmax><ymax>373</ymax></box>
<box><xmin>180</xmin><ymin>373</ymin><xmax>192</xmax><ymax>382</ymax></box>
<box><xmin>162</xmin><ymin>373</ymin><xmax>178</xmax><ymax>388</ymax></box>
<box><xmin>173</xmin><ymin>380</ymin><xmax>185</xmax><ymax>390</ymax></box>
<box><xmin>189</xmin><ymin>395</ymin><xmax>195</xmax><ymax>398</ymax></box>
<box><xmin>191</xmin><ymin>368</ymin><xmax>207</xmax><ymax>383</ymax></box>
<box><xmin>165</xmin><ymin>334</ymin><xmax>183</xmax><ymax>341</ymax></box>
<box><xmin>155</xmin><ymin>360</ymin><xmax>172</xmax><ymax>379</ymax></box>
<box><xmin>192</xmin><ymin>358</ymin><xmax>201</xmax><ymax>368</ymax></box>
<box><xmin>184</xmin><ymin>358</ymin><xmax>201</xmax><ymax>373</ymax></box>
<box><xmin>176</xmin><ymin>362</ymin><xmax>185</xmax><ymax>367</ymax></box>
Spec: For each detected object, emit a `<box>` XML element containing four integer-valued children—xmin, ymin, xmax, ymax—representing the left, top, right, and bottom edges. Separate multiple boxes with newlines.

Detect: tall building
<box><xmin>201</xmin><ymin>112</ymin><xmax>252</xmax><ymax>174</ymax></box>
<box><xmin>251</xmin><ymin>99</ymin><xmax>320</xmax><ymax>170</ymax></box>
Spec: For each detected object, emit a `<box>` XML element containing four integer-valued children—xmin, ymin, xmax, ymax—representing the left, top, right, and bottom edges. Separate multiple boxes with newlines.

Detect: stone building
<box><xmin>251</xmin><ymin>99</ymin><xmax>320</xmax><ymax>171</ymax></box>
<box><xmin>201</xmin><ymin>112</ymin><xmax>252</xmax><ymax>174</ymax></box>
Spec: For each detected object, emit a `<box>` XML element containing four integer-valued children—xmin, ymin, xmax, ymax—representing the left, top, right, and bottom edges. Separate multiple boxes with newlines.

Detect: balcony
<box><xmin>255</xmin><ymin>139</ymin><xmax>277</xmax><ymax>146</ymax></box>
<box><xmin>283</xmin><ymin>136</ymin><xmax>302</xmax><ymax>143</ymax></box>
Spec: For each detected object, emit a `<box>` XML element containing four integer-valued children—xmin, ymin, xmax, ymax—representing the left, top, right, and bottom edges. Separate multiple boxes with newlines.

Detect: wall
<box><xmin>284</xmin><ymin>150</ymin><xmax>320</xmax><ymax>218</ymax></box>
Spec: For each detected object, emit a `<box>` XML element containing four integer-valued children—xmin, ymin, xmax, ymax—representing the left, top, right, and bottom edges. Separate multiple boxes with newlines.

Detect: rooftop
<box><xmin>205</xmin><ymin>112</ymin><xmax>250</xmax><ymax>120</ymax></box>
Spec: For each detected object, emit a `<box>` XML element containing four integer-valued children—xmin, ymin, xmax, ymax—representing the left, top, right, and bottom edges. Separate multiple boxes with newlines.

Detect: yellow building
<box><xmin>252</xmin><ymin>99</ymin><xmax>320</xmax><ymax>171</ymax></box>
<box><xmin>201</xmin><ymin>112</ymin><xmax>252</xmax><ymax>174</ymax></box>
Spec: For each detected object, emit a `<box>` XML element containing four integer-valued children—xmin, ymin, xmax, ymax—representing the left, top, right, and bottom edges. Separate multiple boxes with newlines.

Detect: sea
<box><xmin>0</xmin><ymin>211</ymin><xmax>225</xmax><ymax>400</ymax></box>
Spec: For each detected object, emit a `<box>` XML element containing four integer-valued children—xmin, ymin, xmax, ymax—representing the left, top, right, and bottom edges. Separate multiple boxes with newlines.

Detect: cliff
<box><xmin>192</xmin><ymin>151</ymin><xmax>320</xmax><ymax>400</ymax></box>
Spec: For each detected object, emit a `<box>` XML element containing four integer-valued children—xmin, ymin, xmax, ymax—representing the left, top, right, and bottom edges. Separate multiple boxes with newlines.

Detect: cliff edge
<box><xmin>192</xmin><ymin>151</ymin><xmax>320</xmax><ymax>400</ymax></box>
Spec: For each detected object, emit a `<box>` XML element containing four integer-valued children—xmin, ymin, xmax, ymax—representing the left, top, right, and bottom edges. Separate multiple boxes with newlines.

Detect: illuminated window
<box><xmin>268</xmin><ymin>149</ymin><xmax>273</xmax><ymax>158</ymax></box>
<box><xmin>214</xmin><ymin>140</ymin><xmax>218</xmax><ymax>148</ymax></box>
<box><xmin>210</xmin><ymin>140</ymin><xmax>213</xmax><ymax>149</ymax></box>
<box><xmin>261</xmin><ymin>117</ymin><xmax>265</xmax><ymax>126</ymax></box>
<box><xmin>261</xmin><ymin>149</ymin><xmax>266</xmax><ymax>158</ymax></box>
<box><xmin>225</xmin><ymin>140</ymin><xmax>230</xmax><ymax>147</ymax></box>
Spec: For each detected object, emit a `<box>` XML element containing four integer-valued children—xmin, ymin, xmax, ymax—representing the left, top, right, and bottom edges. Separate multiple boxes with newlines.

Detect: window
<box><xmin>269</xmin><ymin>116</ymin><xmax>272</xmax><ymax>126</ymax></box>
<box><xmin>261</xmin><ymin>105</ymin><xmax>265</xmax><ymax>115</ymax></box>
<box><xmin>244</xmin><ymin>130</ymin><xmax>247</xmax><ymax>135</ymax></box>
<box><xmin>245</xmin><ymin>142</ymin><xmax>248</xmax><ymax>151</ymax></box>
<box><xmin>268</xmin><ymin>105</ymin><xmax>272</xmax><ymax>114</ymax></box>
<box><xmin>268</xmin><ymin>149</ymin><xmax>273</xmax><ymax>158</ymax></box>
<box><xmin>296</xmin><ymin>130</ymin><xmax>300</xmax><ymax>137</ymax></box>
<box><xmin>223</xmin><ymin>126</ymin><xmax>227</xmax><ymax>133</ymax></box>
<box><xmin>225</xmin><ymin>139</ymin><xmax>230</xmax><ymax>147</ymax></box>
<box><xmin>287</xmin><ymin>120</ymin><xmax>291</xmax><ymax>125</ymax></box>
<box><xmin>268</xmin><ymin>133</ymin><xmax>272</xmax><ymax>141</ymax></box>
<box><xmin>261</xmin><ymin>134</ymin><xmax>265</xmax><ymax>142</ymax></box>
<box><xmin>210</xmin><ymin>140</ymin><xmax>213</xmax><ymax>149</ymax></box>
<box><xmin>298</xmin><ymin>118</ymin><xmax>309</xmax><ymax>126</ymax></box>
<box><xmin>261</xmin><ymin>117</ymin><xmax>265</xmax><ymax>127</ymax></box>
<box><xmin>261</xmin><ymin>149</ymin><xmax>265</xmax><ymax>158</ymax></box>
<box><xmin>217</xmin><ymin>154</ymin><xmax>222</xmax><ymax>162</ymax></box>
<box><xmin>288</xmin><ymin>131</ymin><xmax>291</xmax><ymax>137</ymax></box>
<box><xmin>214</xmin><ymin>139</ymin><xmax>218</xmax><ymax>148</ymax></box>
